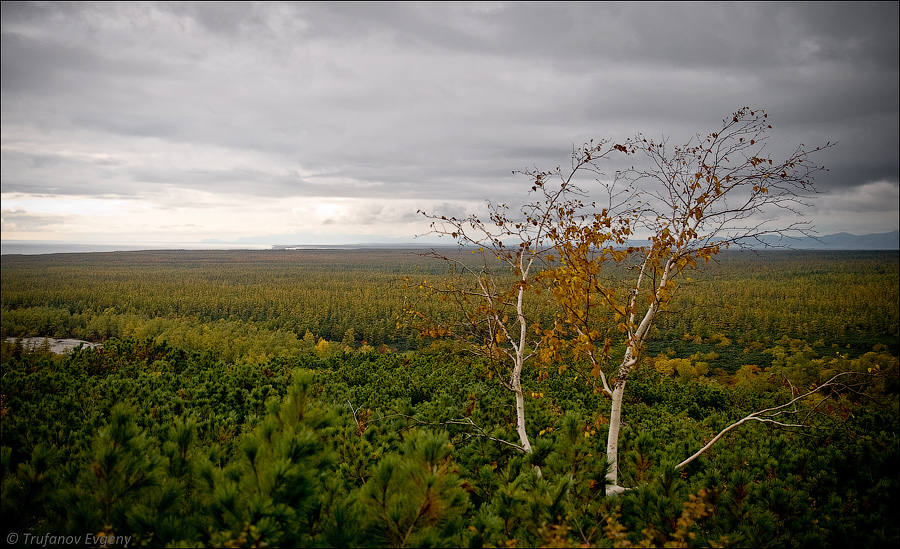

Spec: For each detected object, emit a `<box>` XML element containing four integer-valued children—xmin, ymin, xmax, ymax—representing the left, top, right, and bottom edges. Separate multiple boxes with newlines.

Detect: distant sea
<box><xmin>3</xmin><ymin>230</ymin><xmax>897</xmax><ymax>255</ymax></box>
<box><xmin>1</xmin><ymin>241</ymin><xmax>274</xmax><ymax>255</ymax></box>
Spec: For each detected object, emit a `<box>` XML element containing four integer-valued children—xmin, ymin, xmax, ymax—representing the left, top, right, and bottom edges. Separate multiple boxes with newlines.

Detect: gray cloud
<box><xmin>1</xmin><ymin>207</ymin><xmax>68</xmax><ymax>233</ymax></box>
<box><xmin>2</xmin><ymin>1</ymin><xmax>897</xmax><ymax>243</ymax></box>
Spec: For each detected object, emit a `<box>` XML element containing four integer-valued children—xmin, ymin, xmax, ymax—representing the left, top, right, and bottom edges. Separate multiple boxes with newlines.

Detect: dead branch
<box><xmin>676</xmin><ymin>371</ymin><xmax>875</xmax><ymax>470</ymax></box>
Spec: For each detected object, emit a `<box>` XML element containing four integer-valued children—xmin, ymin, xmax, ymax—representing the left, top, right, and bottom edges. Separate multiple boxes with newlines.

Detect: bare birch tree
<box><xmin>417</xmin><ymin>108</ymin><xmax>831</xmax><ymax>493</ymax></box>
<box><xmin>540</xmin><ymin>107</ymin><xmax>832</xmax><ymax>493</ymax></box>
<box><xmin>415</xmin><ymin>144</ymin><xmax>618</xmax><ymax>454</ymax></box>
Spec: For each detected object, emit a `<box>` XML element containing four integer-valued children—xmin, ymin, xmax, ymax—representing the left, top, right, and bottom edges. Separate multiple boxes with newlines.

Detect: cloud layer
<box><xmin>2</xmin><ymin>2</ymin><xmax>897</xmax><ymax>245</ymax></box>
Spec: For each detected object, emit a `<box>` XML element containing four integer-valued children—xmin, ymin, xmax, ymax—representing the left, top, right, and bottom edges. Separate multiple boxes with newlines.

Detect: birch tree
<box><xmin>416</xmin><ymin>143</ymin><xmax>618</xmax><ymax>454</ymax></box>
<box><xmin>417</xmin><ymin>108</ymin><xmax>831</xmax><ymax>491</ymax></box>
<box><xmin>539</xmin><ymin>107</ymin><xmax>831</xmax><ymax>493</ymax></box>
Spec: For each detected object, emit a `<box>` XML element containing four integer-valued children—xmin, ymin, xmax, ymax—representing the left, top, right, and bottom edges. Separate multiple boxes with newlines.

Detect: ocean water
<box><xmin>1</xmin><ymin>241</ymin><xmax>273</xmax><ymax>255</ymax></box>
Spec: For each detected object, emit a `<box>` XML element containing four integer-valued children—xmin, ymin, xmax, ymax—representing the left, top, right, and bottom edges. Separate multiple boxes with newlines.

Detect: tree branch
<box><xmin>675</xmin><ymin>371</ymin><xmax>871</xmax><ymax>470</ymax></box>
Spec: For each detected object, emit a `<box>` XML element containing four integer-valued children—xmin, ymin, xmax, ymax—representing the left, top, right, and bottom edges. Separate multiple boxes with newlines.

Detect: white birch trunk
<box><xmin>513</xmin><ymin>280</ymin><xmax>533</xmax><ymax>453</ymax></box>
<box><xmin>513</xmin><ymin>370</ymin><xmax>532</xmax><ymax>453</ymax></box>
<box><xmin>605</xmin><ymin>381</ymin><xmax>626</xmax><ymax>487</ymax></box>
<box><xmin>604</xmin><ymin>255</ymin><xmax>673</xmax><ymax>493</ymax></box>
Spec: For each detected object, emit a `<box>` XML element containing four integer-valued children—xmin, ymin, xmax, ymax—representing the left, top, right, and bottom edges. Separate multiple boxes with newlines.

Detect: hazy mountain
<box><xmin>751</xmin><ymin>230</ymin><xmax>899</xmax><ymax>250</ymax></box>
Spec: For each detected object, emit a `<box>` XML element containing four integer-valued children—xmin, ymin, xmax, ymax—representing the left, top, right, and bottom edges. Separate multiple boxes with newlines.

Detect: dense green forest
<box><xmin>2</xmin><ymin>249</ymin><xmax>898</xmax><ymax>547</ymax></box>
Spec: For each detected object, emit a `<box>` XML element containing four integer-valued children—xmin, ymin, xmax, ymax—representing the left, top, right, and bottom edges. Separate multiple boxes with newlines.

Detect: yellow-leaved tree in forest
<box><xmin>421</xmin><ymin>108</ymin><xmax>837</xmax><ymax>492</ymax></box>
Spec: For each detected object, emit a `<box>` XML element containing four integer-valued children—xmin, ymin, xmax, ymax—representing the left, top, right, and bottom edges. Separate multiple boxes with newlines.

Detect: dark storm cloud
<box><xmin>1</xmin><ymin>2</ymin><xmax>897</xmax><ymax>242</ymax></box>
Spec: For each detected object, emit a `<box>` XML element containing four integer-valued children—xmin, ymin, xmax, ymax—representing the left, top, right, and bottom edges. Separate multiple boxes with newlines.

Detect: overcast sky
<box><xmin>2</xmin><ymin>2</ymin><xmax>898</xmax><ymax>247</ymax></box>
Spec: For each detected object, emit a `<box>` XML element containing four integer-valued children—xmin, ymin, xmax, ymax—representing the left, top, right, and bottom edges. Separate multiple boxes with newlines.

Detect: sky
<box><xmin>2</xmin><ymin>2</ymin><xmax>898</xmax><ymax>248</ymax></box>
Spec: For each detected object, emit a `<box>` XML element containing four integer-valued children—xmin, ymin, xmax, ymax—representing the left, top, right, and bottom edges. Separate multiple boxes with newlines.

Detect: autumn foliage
<box><xmin>420</xmin><ymin>108</ymin><xmax>834</xmax><ymax>489</ymax></box>
<box><xmin>2</xmin><ymin>109</ymin><xmax>897</xmax><ymax>547</ymax></box>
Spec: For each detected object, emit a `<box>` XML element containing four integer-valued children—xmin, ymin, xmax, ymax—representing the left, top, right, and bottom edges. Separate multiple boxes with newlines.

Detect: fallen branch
<box><xmin>676</xmin><ymin>371</ymin><xmax>871</xmax><ymax>470</ymax></box>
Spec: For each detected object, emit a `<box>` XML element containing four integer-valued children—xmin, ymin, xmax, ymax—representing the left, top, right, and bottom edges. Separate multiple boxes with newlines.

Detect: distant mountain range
<box><xmin>749</xmin><ymin>230</ymin><xmax>898</xmax><ymax>250</ymax></box>
<box><xmin>224</xmin><ymin>230</ymin><xmax>900</xmax><ymax>251</ymax></box>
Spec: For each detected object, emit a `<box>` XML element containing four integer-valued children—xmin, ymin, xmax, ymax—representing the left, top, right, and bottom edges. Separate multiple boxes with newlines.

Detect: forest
<box><xmin>1</xmin><ymin>247</ymin><xmax>898</xmax><ymax>547</ymax></box>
